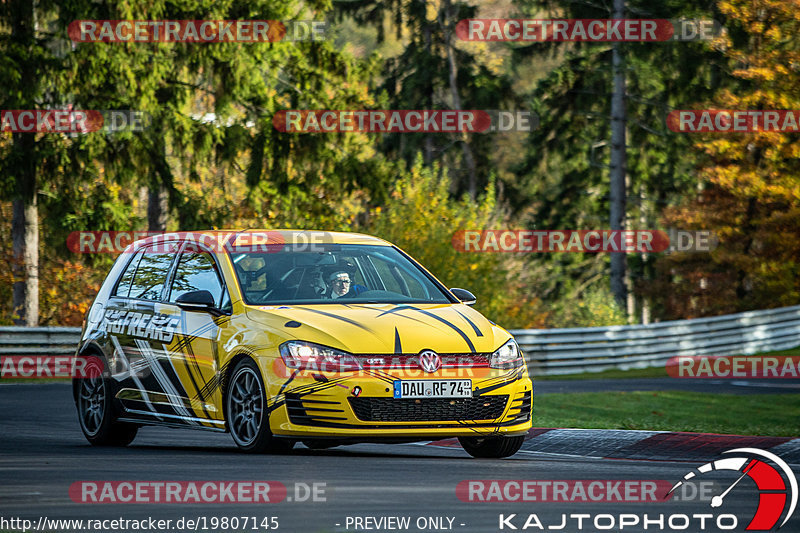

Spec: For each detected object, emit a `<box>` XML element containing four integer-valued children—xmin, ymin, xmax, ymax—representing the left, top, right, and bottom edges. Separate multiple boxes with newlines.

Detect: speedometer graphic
<box><xmin>668</xmin><ymin>448</ymin><xmax>798</xmax><ymax>530</ymax></box>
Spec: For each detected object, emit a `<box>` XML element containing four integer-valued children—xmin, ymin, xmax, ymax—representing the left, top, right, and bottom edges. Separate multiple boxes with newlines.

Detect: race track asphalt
<box><xmin>0</xmin><ymin>382</ymin><xmax>797</xmax><ymax>533</ymax></box>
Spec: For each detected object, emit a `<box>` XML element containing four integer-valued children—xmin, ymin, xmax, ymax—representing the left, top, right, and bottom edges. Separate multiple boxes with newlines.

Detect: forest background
<box><xmin>2</xmin><ymin>0</ymin><xmax>798</xmax><ymax>329</ymax></box>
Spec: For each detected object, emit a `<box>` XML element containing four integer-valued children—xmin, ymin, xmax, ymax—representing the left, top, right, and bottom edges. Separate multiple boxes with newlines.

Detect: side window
<box><xmin>168</xmin><ymin>250</ymin><xmax>226</xmax><ymax>307</ymax></box>
<box><xmin>114</xmin><ymin>249</ymin><xmax>144</xmax><ymax>298</ymax></box>
<box><xmin>129</xmin><ymin>246</ymin><xmax>175</xmax><ymax>301</ymax></box>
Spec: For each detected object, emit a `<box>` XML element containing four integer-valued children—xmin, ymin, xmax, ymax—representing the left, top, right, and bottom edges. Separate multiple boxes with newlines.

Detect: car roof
<box><xmin>129</xmin><ymin>229</ymin><xmax>393</xmax><ymax>251</ymax></box>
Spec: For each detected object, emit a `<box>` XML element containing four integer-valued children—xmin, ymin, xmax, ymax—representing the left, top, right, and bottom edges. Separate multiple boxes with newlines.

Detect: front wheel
<box><xmin>226</xmin><ymin>358</ymin><xmax>293</xmax><ymax>454</ymax></box>
<box><xmin>74</xmin><ymin>355</ymin><xmax>138</xmax><ymax>446</ymax></box>
<box><xmin>458</xmin><ymin>435</ymin><xmax>525</xmax><ymax>458</ymax></box>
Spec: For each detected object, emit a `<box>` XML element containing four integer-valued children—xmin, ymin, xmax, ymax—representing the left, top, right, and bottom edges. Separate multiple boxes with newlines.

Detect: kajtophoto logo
<box><xmin>668</xmin><ymin>448</ymin><xmax>798</xmax><ymax>530</ymax></box>
<box><xmin>494</xmin><ymin>449</ymin><xmax>797</xmax><ymax>530</ymax></box>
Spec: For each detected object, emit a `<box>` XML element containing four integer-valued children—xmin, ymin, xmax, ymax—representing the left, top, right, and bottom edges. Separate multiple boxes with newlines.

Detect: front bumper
<box><xmin>264</xmin><ymin>361</ymin><xmax>533</xmax><ymax>438</ymax></box>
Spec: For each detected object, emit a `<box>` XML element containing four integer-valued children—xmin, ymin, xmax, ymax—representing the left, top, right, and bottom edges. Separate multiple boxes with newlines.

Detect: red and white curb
<box><xmin>429</xmin><ymin>428</ymin><xmax>800</xmax><ymax>464</ymax></box>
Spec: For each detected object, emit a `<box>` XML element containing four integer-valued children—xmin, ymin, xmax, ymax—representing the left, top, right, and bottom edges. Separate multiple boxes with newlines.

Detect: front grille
<box><xmin>507</xmin><ymin>390</ymin><xmax>532</xmax><ymax>422</ymax></box>
<box><xmin>353</xmin><ymin>353</ymin><xmax>490</xmax><ymax>369</ymax></box>
<box><xmin>348</xmin><ymin>395</ymin><xmax>509</xmax><ymax>422</ymax></box>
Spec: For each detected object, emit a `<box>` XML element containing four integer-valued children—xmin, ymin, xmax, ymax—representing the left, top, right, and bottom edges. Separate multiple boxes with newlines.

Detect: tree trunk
<box><xmin>147</xmin><ymin>185</ymin><xmax>169</xmax><ymax>232</ymax></box>
<box><xmin>12</xmin><ymin>196</ymin><xmax>39</xmax><ymax>326</ymax></box>
<box><xmin>609</xmin><ymin>0</ymin><xmax>628</xmax><ymax>308</ymax></box>
<box><xmin>422</xmin><ymin>0</ymin><xmax>434</xmax><ymax>166</ymax></box>
<box><xmin>441</xmin><ymin>0</ymin><xmax>477</xmax><ymax>200</ymax></box>
<box><xmin>10</xmin><ymin>0</ymin><xmax>38</xmax><ymax>326</ymax></box>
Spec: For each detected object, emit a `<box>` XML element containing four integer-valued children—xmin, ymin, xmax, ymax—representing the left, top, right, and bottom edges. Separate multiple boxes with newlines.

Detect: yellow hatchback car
<box><xmin>73</xmin><ymin>230</ymin><xmax>533</xmax><ymax>458</ymax></box>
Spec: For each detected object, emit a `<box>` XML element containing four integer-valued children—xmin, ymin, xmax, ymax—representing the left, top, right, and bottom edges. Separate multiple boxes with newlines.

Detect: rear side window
<box><xmin>168</xmin><ymin>250</ymin><xmax>226</xmax><ymax>307</ymax></box>
<box><xmin>128</xmin><ymin>246</ymin><xmax>176</xmax><ymax>301</ymax></box>
<box><xmin>113</xmin><ymin>250</ymin><xmax>144</xmax><ymax>298</ymax></box>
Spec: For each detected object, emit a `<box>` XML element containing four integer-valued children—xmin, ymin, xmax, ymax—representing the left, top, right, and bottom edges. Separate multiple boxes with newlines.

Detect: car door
<box><xmin>108</xmin><ymin>242</ymin><xmax>185</xmax><ymax>422</ymax></box>
<box><xmin>161</xmin><ymin>242</ymin><xmax>231</xmax><ymax>427</ymax></box>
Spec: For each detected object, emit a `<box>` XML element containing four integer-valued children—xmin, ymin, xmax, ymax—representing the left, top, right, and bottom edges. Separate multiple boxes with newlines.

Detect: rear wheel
<box><xmin>226</xmin><ymin>358</ymin><xmax>294</xmax><ymax>454</ymax></box>
<box><xmin>74</xmin><ymin>355</ymin><xmax>138</xmax><ymax>446</ymax></box>
<box><xmin>458</xmin><ymin>435</ymin><xmax>525</xmax><ymax>458</ymax></box>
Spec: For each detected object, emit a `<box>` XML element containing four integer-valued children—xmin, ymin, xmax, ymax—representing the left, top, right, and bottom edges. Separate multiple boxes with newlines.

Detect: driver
<box><xmin>324</xmin><ymin>269</ymin><xmax>367</xmax><ymax>299</ymax></box>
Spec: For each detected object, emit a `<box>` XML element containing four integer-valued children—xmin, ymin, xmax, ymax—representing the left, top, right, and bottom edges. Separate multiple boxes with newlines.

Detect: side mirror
<box><xmin>450</xmin><ymin>288</ymin><xmax>477</xmax><ymax>306</ymax></box>
<box><xmin>175</xmin><ymin>290</ymin><xmax>223</xmax><ymax>316</ymax></box>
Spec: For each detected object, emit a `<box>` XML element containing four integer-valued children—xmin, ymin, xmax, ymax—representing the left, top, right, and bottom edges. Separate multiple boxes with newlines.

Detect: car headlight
<box><xmin>490</xmin><ymin>339</ymin><xmax>524</xmax><ymax>369</ymax></box>
<box><xmin>280</xmin><ymin>341</ymin><xmax>362</xmax><ymax>372</ymax></box>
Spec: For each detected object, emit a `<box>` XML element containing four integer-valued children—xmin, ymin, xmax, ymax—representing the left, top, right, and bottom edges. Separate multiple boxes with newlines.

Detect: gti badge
<box><xmin>418</xmin><ymin>350</ymin><xmax>442</xmax><ymax>373</ymax></box>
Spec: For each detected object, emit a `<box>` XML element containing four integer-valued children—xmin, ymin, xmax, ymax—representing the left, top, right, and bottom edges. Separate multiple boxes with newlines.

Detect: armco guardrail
<box><xmin>511</xmin><ymin>305</ymin><xmax>800</xmax><ymax>376</ymax></box>
<box><xmin>0</xmin><ymin>326</ymin><xmax>81</xmax><ymax>358</ymax></box>
<box><xmin>2</xmin><ymin>305</ymin><xmax>800</xmax><ymax>377</ymax></box>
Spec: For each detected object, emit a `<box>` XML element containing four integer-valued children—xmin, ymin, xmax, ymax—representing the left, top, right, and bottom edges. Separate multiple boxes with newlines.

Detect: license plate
<box><xmin>393</xmin><ymin>379</ymin><xmax>472</xmax><ymax>399</ymax></box>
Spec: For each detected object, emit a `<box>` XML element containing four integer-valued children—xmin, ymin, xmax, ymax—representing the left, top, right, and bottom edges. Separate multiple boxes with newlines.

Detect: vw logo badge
<box><xmin>418</xmin><ymin>350</ymin><xmax>441</xmax><ymax>373</ymax></box>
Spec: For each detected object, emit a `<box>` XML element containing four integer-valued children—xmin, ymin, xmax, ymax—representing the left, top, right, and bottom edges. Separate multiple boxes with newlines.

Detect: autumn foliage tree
<box><xmin>649</xmin><ymin>0</ymin><xmax>800</xmax><ymax>317</ymax></box>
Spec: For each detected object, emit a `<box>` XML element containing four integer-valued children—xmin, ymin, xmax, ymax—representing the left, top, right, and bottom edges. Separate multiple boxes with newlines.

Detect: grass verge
<box><xmin>534</xmin><ymin>390</ymin><xmax>800</xmax><ymax>437</ymax></box>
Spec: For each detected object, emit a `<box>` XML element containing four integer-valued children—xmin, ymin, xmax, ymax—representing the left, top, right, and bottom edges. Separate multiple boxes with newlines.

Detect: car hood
<box><xmin>245</xmin><ymin>302</ymin><xmax>510</xmax><ymax>355</ymax></box>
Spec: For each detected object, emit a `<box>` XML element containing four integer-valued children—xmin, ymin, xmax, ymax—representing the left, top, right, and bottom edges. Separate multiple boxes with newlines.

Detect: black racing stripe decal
<box><xmin>455</xmin><ymin>309</ymin><xmax>484</xmax><ymax>337</ymax></box>
<box><xmin>197</xmin><ymin>372</ymin><xmax>221</xmax><ymax>399</ymax></box>
<box><xmin>172</xmin><ymin>316</ymin><xmax>218</xmax><ymax>404</ymax></box>
<box><xmin>475</xmin><ymin>369</ymin><xmax>525</xmax><ymax>395</ymax></box>
<box><xmin>297</xmin><ymin>307</ymin><xmax>375</xmax><ymax>333</ymax></box>
<box><xmin>156</xmin><ymin>349</ymin><xmax>191</xmax><ymax>400</ymax></box>
<box><xmin>281</xmin><ymin>374</ymin><xmax>352</xmax><ymax>396</ymax></box>
<box><xmin>359</xmin><ymin>369</ymin><xmax>397</xmax><ymax>386</ymax></box>
<box><xmin>376</xmin><ymin>305</ymin><xmax>417</xmax><ymax>317</ymax></box>
<box><xmin>169</xmin><ymin>318</ymin><xmax>220</xmax><ymax>353</ymax></box>
<box><xmin>277</xmin><ymin>369</ymin><xmax>301</xmax><ymax>398</ymax></box>
<box><xmin>394</xmin><ymin>328</ymin><xmax>402</xmax><ymax>354</ymax></box>
<box><xmin>374</xmin><ymin>306</ymin><xmax>434</xmax><ymax>326</ymax></box>
<box><xmin>403</xmin><ymin>306</ymin><xmax>477</xmax><ymax>353</ymax></box>
<box><xmin>476</xmin><ymin>367</ymin><xmax>523</xmax><ymax>385</ymax></box>
<box><xmin>377</xmin><ymin>305</ymin><xmax>476</xmax><ymax>353</ymax></box>
<box><xmin>179</xmin><ymin>348</ymin><xmax>212</xmax><ymax>420</ymax></box>
<box><xmin>198</xmin><ymin>359</ymin><xmax>231</xmax><ymax>400</ymax></box>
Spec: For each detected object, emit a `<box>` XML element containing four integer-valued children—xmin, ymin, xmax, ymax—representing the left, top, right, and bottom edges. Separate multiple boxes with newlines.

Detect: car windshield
<box><xmin>229</xmin><ymin>244</ymin><xmax>453</xmax><ymax>305</ymax></box>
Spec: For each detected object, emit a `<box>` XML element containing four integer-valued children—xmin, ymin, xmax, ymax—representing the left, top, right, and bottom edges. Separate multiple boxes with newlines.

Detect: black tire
<box><xmin>74</xmin><ymin>355</ymin><xmax>138</xmax><ymax>446</ymax></box>
<box><xmin>226</xmin><ymin>358</ymin><xmax>294</xmax><ymax>454</ymax></box>
<box><xmin>458</xmin><ymin>435</ymin><xmax>525</xmax><ymax>458</ymax></box>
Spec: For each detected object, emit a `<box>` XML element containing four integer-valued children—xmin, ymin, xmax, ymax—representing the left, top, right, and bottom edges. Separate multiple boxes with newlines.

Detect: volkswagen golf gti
<box><xmin>73</xmin><ymin>230</ymin><xmax>533</xmax><ymax>458</ymax></box>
